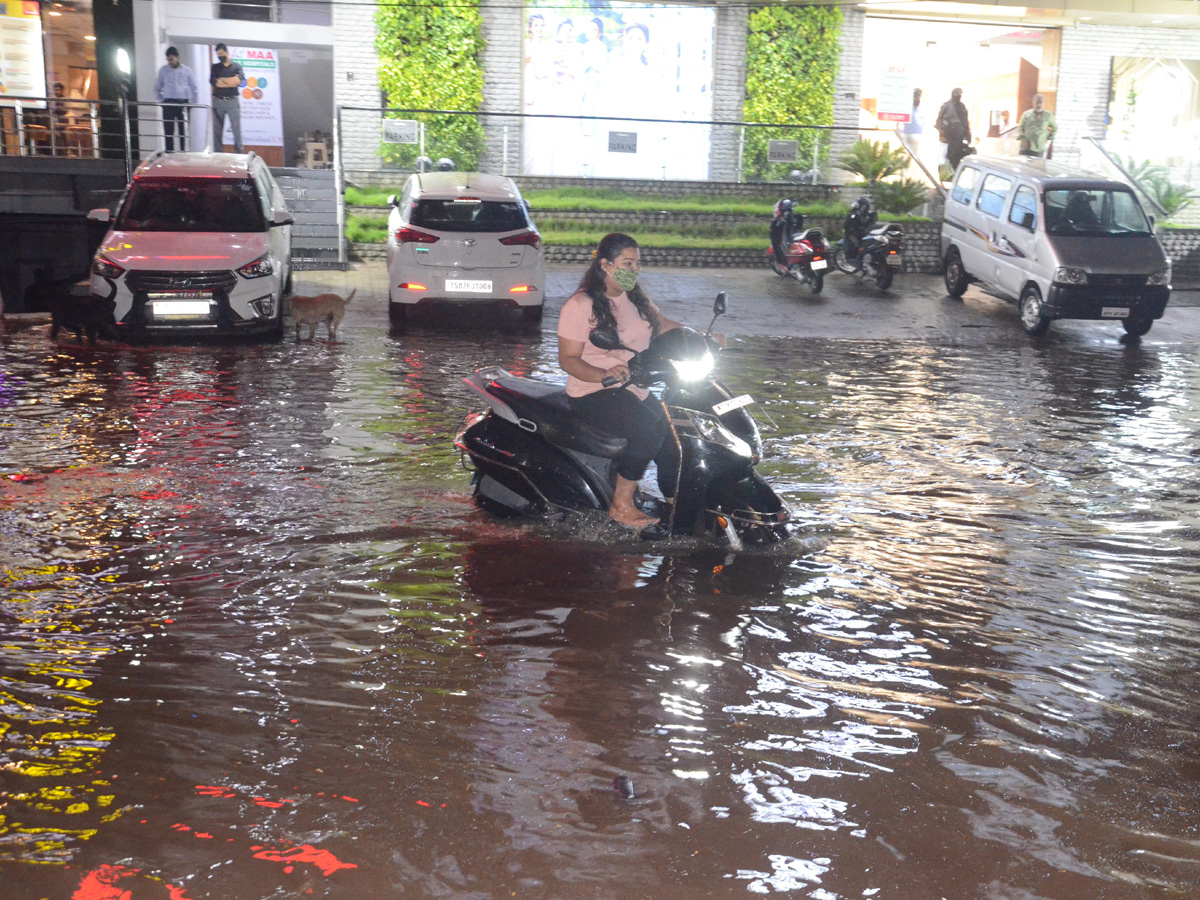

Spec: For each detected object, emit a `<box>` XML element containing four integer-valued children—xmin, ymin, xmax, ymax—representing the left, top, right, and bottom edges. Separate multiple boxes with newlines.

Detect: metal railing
<box><xmin>1</xmin><ymin>95</ymin><xmax>213</xmax><ymax>179</ymax></box>
<box><xmin>337</xmin><ymin>106</ymin><xmax>953</xmax><ymax>189</ymax></box>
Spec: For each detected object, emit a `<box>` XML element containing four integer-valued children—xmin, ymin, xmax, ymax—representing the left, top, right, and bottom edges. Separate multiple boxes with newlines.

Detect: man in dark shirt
<box><xmin>209</xmin><ymin>43</ymin><xmax>245</xmax><ymax>153</ymax></box>
<box><xmin>935</xmin><ymin>87</ymin><xmax>972</xmax><ymax>171</ymax></box>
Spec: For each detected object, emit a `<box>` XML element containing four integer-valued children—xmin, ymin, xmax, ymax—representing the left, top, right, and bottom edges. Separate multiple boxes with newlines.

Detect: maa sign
<box><xmin>877</xmin><ymin>65</ymin><xmax>912</xmax><ymax>124</ymax></box>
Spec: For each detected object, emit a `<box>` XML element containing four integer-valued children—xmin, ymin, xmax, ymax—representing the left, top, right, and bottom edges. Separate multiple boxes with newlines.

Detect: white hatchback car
<box><xmin>385</xmin><ymin>172</ymin><xmax>545</xmax><ymax>325</ymax></box>
<box><xmin>88</xmin><ymin>151</ymin><xmax>293</xmax><ymax>340</ymax></box>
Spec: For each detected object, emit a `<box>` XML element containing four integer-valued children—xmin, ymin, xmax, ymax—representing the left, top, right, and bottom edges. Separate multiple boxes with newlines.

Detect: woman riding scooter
<box><xmin>557</xmin><ymin>232</ymin><xmax>724</xmax><ymax>529</ymax></box>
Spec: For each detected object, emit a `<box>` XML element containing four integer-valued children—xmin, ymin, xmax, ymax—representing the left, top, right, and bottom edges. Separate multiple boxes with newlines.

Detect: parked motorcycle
<box><xmin>767</xmin><ymin>198</ymin><xmax>832</xmax><ymax>295</ymax></box>
<box><xmin>455</xmin><ymin>292</ymin><xmax>791</xmax><ymax>548</ymax></box>
<box><xmin>833</xmin><ymin>196</ymin><xmax>904</xmax><ymax>290</ymax></box>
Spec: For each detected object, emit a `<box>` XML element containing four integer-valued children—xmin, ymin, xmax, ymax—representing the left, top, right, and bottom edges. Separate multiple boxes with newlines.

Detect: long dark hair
<box><xmin>575</xmin><ymin>232</ymin><xmax>660</xmax><ymax>337</ymax></box>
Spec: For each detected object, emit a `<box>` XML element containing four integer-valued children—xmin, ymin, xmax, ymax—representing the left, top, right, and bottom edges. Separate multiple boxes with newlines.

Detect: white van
<box><xmin>941</xmin><ymin>157</ymin><xmax>1171</xmax><ymax>337</ymax></box>
<box><xmin>88</xmin><ymin>151</ymin><xmax>293</xmax><ymax>340</ymax></box>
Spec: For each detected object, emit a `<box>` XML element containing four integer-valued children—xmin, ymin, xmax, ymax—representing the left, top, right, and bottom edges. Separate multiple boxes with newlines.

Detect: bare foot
<box><xmin>609</xmin><ymin>505</ymin><xmax>657</xmax><ymax>529</ymax></box>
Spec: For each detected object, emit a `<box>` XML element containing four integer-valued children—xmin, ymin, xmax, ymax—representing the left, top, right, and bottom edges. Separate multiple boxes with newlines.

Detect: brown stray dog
<box><xmin>290</xmin><ymin>288</ymin><xmax>356</xmax><ymax>342</ymax></box>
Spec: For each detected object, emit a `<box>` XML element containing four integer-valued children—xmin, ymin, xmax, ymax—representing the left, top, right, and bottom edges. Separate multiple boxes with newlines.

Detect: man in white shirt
<box><xmin>154</xmin><ymin>46</ymin><xmax>198</xmax><ymax>152</ymax></box>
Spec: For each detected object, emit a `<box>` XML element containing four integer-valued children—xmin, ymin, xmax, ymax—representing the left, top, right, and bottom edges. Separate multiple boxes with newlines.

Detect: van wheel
<box><xmin>1019</xmin><ymin>285</ymin><xmax>1050</xmax><ymax>336</ymax></box>
<box><xmin>944</xmin><ymin>248</ymin><xmax>968</xmax><ymax>298</ymax></box>
<box><xmin>1122</xmin><ymin>314</ymin><xmax>1153</xmax><ymax>337</ymax></box>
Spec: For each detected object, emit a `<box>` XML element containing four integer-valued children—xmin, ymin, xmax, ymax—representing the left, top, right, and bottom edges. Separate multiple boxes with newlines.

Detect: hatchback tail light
<box><xmin>395</xmin><ymin>228</ymin><xmax>439</xmax><ymax>244</ymax></box>
<box><xmin>499</xmin><ymin>231</ymin><xmax>541</xmax><ymax>250</ymax></box>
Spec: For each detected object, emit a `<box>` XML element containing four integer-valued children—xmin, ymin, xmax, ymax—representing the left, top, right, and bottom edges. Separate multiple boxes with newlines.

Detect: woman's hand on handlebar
<box><xmin>600</xmin><ymin>364</ymin><xmax>630</xmax><ymax>387</ymax></box>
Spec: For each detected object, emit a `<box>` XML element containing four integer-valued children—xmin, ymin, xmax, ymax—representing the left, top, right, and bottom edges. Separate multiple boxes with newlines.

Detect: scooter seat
<box><xmin>487</xmin><ymin>375</ymin><xmax>628</xmax><ymax>458</ymax></box>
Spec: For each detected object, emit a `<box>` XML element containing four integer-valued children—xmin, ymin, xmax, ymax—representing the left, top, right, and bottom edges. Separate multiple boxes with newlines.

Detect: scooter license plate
<box><xmin>713</xmin><ymin>394</ymin><xmax>754</xmax><ymax>416</ymax></box>
<box><xmin>885</xmin><ymin>254</ymin><xmax>903</xmax><ymax>268</ymax></box>
<box><xmin>810</xmin><ymin>258</ymin><xmax>828</xmax><ymax>271</ymax></box>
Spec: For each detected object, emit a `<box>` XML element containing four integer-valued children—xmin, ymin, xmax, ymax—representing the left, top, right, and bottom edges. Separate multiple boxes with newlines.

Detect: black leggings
<box><xmin>569</xmin><ymin>388</ymin><xmax>679</xmax><ymax>496</ymax></box>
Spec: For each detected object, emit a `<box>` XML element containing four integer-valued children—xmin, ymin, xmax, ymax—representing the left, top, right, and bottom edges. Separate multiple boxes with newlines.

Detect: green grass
<box><xmin>344</xmin><ymin>184</ymin><xmax>846</xmax><ymax>219</ymax></box>
<box><xmin>345</xmin><ymin>215</ymin><xmax>775</xmax><ymax>250</ymax></box>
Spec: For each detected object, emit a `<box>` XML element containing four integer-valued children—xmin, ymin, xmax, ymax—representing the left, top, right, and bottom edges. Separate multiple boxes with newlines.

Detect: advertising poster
<box><xmin>217</xmin><ymin>46</ymin><xmax>283</xmax><ymax>147</ymax></box>
<box><xmin>877</xmin><ymin>65</ymin><xmax>912</xmax><ymax>124</ymax></box>
<box><xmin>522</xmin><ymin>1</ymin><xmax>715</xmax><ymax>179</ymax></box>
<box><xmin>0</xmin><ymin>0</ymin><xmax>47</xmax><ymax>107</ymax></box>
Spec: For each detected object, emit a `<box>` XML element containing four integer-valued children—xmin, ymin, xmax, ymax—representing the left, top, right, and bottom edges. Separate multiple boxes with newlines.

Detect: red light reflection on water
<box><xmin>72</xmin><ymin>864</ymin><xmax>194</xmax><ymax>900</ymax></box>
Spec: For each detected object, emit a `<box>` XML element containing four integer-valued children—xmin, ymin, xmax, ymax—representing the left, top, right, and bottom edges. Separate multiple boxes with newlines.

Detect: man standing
<box><xmin>899</xmin><ymin>87</ymin><xmax>924</xmax><ymax>155</ymax></box>
<box><xmin>154</xmin><ymin>47</ymin><xmax>198</xmax><ymax>153</ymax></box>
<box><xmin>935</xmin><ymin>87</ymin><xmax>972</xmax><ymax>172</ymax></box>
<box><xmin>1017</xmin><ymin>93</ymin><xmax>1056</xmax><ymax>158</ymax></box>
<box><xmin>209</xmin><ymin>43</ymin><xmax>245</xmax><ymax>154</ymax></box>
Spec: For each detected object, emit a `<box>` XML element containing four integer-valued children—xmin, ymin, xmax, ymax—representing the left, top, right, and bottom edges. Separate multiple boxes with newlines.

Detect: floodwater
<box><xmin>2</xmin><ymin>295</ymin><xmax>1199</xmax><ymax>900</ymax></box>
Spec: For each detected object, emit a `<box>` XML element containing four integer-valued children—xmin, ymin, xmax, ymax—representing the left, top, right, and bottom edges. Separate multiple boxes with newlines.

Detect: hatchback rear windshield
<box><xmin>1044</xmin><ymin>188</ymin><xmax>1152</xmax><ymax>237</ymax></box>
<box><xmin>116</xmin><ymin>178</ymin><xmax>266</xmax><ymax>233</ymax></box>
<box><xmin>410</xmin><ymin>199</ymin><xmax>528</xmax><ymax>233</ymax></box>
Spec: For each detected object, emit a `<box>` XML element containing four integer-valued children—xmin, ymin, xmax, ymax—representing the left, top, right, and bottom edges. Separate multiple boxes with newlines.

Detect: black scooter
<box><xmin>455</xmin><ymin>293</ymin><xmax>790</xmax><ymax>547</ymax></box>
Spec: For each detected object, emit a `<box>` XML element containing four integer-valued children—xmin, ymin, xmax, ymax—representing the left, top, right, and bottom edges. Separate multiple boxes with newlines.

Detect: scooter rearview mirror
<box><xmin>705</xmin><ymin>291</ymin><xmax>728</xmax><ymax>336</ymax></box>
<box><xmin>589</xmin><ymin>326</ymin><xmax>627</xmax><ymax>352</ymax></box>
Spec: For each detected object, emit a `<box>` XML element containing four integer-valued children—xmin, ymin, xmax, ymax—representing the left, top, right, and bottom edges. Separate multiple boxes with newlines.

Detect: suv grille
<box><xmin>125</xmin><ymin>270</ymin><xmax>238</xmax><ymax>294</ymax></box>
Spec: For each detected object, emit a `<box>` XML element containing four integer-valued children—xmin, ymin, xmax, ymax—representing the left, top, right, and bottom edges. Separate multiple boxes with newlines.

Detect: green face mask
<box><xmin>610</xmin><ymin>266</ymin><xmax>639</xmax><ymax>292</ymax></box>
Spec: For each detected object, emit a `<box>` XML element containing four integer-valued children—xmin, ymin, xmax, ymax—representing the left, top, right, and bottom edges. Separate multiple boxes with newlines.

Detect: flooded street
<box><xmin>3</xmin><ymin>270</ymin><xmax>1200</xmax><ymax>899</ymax></box>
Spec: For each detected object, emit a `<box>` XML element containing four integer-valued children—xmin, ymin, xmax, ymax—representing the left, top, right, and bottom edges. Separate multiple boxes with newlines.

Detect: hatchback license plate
<box><xmin>1101</xmin><ymin>307</ymin><xmax>1130</xmax><ymax>318</ymax></box>
<box><xmin>885</xmin><ymin>254</ymin><xmax>903</xmax><ymax>268</ymax></box>
<box><xmin>446</xmin><ymin>279</ymin><xmax>493</xmax><ymax>293</ymax></box>
<box><xmin>810</xmin><ymin>258</ymin><xmax>828</xmax><ymax>271</ymax></box>
<box><xmin>713</xmin><ymin>394</ymin><xmax>754</xmax><ymax>416</ymax></box>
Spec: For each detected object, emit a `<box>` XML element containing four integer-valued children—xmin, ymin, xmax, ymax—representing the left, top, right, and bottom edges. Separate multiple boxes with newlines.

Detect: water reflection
<box><xmin>2</xmin><ymin>307</ymin><xmax>1200</xmax><ymax>899</ymax></box>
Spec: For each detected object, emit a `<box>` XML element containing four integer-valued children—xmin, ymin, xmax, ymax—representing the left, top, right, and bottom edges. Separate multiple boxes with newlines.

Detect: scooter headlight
<box><xmin>686</xmin><ymin>411</ymin><xmax>752</xmax><ymax>458</ymax></box>
<box><xmin>671</xmin><ymin>351</ymin><xmax>714</xmax><ymax>381</ymax></box>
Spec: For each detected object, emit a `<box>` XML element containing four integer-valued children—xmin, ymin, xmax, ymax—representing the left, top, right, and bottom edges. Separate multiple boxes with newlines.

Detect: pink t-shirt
<box><xmin>557</xmin><ymin>289</ymin><xmax>659</xmax><ymax>399</ymax></box>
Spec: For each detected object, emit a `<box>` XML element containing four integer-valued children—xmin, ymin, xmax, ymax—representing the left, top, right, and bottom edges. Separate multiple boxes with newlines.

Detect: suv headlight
<box><xmin>92</xmin><ymin>256</ymin><xmax>125</xmax><ymax>279</ymax></box>
<box><xmin>1053</xmin><ymin>267</ymin><xmax>1088</xmax><ymax>285</ymax></box>
<box><xmin>237</xmin><ymin>254</ymin><xmax>274</xmax><ymax>279</ymax></box>
<box><xmin>1147</xmin><ymin>266</ymin><xmax>1171</xmax><ymax>286</ymax></box>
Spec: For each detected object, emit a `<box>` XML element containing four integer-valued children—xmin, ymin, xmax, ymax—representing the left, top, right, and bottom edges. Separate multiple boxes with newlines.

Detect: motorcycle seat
<box><xmin>487</xmin><ymin>374</ymin><xmax>628</xmax><ymax>458</ymax></box>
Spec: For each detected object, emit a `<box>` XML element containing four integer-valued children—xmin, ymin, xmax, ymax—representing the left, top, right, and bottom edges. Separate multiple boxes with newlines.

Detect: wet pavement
<box><xmin>3</xmin><ymin>263</ymin><xmax>1200</xmax><ymax>899</ymax></box>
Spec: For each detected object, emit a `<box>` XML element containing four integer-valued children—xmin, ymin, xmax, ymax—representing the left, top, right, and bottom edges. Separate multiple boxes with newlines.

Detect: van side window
<box><xmin>977</xmin><ymin>173</ymin><xmax>1013</xmax><ymax>218</ymax></box>
<box><xmin>1008</xmin><ymin>185</ymin><xmax>1037</xmax><ymax>231</ymax></box>
<box><xmin>951</xmin><ymin>167</ymin><xmax>979</xmax><ymax>205</ymax></box>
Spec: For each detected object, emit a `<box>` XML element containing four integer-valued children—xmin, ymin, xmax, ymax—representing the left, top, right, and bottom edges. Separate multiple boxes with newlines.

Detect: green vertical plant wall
<box><xmin>743</xmin><ymin>6</ymin><xmax>842</xmax><ymax>181</ymax></box>
<box><xmin>376</xmin><ymin>0</ymin><xmax>486</xmax><ymax>169</ymax></box>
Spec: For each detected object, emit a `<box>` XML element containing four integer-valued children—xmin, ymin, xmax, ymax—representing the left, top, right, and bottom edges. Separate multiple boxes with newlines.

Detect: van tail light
<box><xmin>499</xmin><ymin>231</ymin><xmax>541</xmax><ymax>250</ymax></box>
<box><xmin>395</xmin><ymin>228</ymin><xmax>439</xmax><ymax>244</ymax></box>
